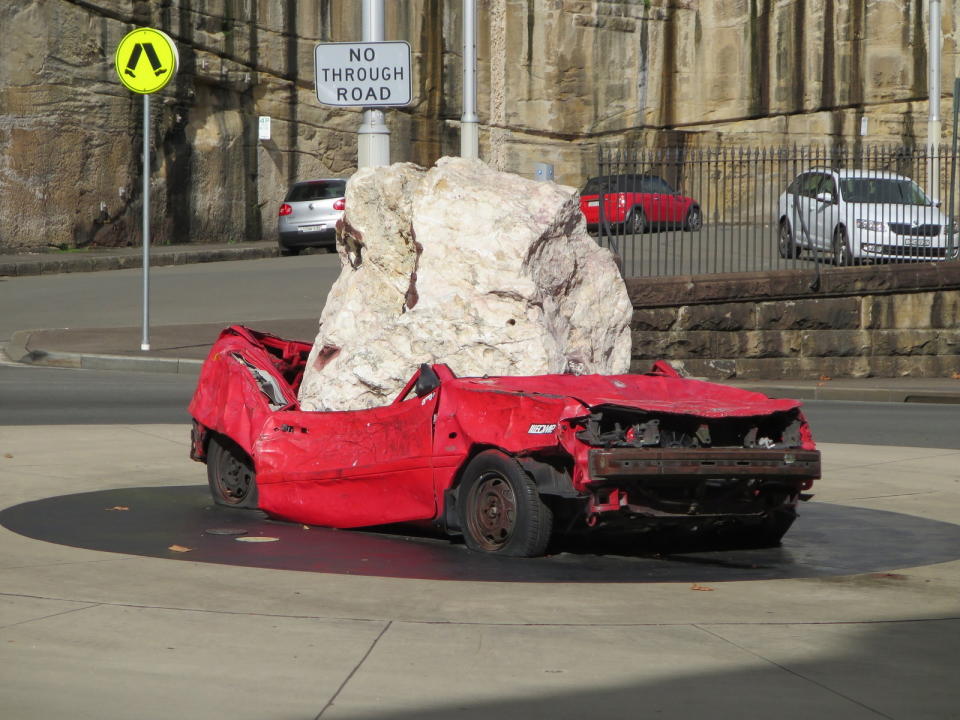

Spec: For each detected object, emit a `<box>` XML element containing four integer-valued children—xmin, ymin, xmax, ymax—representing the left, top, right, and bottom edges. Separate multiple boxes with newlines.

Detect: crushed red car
<box><xmin>189</xmin><ymin>326</ymin><xmax>820</xmax><ymax>557</ymax></box>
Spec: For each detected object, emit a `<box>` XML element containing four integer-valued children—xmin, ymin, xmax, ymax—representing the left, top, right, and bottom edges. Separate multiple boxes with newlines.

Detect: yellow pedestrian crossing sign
<box><xmin>114</xmin><ymin>28</ymin><xmax>178</xmax><ymax>94</ymax></box>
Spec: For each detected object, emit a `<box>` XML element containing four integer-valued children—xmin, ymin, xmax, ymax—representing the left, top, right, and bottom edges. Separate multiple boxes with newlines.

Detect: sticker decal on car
<box><xmin>528</xmin><ymin>423</ymin><xmax>557</xmax><ymax>434</ymax></box>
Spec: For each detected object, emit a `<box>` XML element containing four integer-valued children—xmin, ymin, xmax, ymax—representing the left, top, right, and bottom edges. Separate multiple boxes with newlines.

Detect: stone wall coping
<box><xmin>626</xmin><ymin>262</ymin><xmax>960</xmax><ymax>308</ymax></box>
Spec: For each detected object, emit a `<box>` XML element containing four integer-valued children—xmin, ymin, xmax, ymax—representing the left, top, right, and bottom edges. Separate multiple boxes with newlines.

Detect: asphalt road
<box><xmin>0</xmin><ymin>252</ymin><xmax>342</xmax><ymax>343</ymax></box>
<box><xmin>0</xmin><ymin>365</ymin><xmax>195</xmax><ymax>426</ymax></box>
<box><xmin>800</xmin><ymin>399</ymin><xmax>960</xmax><ymax>450</ymax></box>
<box><xmin>3</xmin><ymin>254</ymin><xmax>957</xmax><ymax>449</ymax></box>
<box><xmin>2</xmin><ymin>364</ymin><xmax>957</xmax><ymax>449</ymax></box>
<box><xmin>598</xmin><ymin>223</ymin><xmax>953</xmax><ymax>276</ymax></box>
<box><xmin>597</xmin><ymin>225</ymin><xmax>826</xmax><ymax>277</ymax></box>
<box><xmin>0</xmin><ymin>236</ymin><xmax>829</xmax><ymax>343</ymax></box>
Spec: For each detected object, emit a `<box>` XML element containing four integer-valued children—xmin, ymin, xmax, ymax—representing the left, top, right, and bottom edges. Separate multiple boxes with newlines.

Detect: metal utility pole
<box><xmin>114</xmin><ymin>28</ymin><xmax>178</xmax><ymax>352</ymax></box>
<box><xmin>461</xmin><ymin>0</ymin><xmax>479</xmax><ymax>159</ymax></box>
<box><xmin>141</xmin><ymin>93</ymin><xmax>151</xmax><ymax>350</ymax></box>
<box><xmin>357</xmin><ymin>0</ymin><xmax>390</xmax><ymax>168</ymax></box>
<box><xmin>928</xmin><ymin>0</ymin><xmax>941</xmax><ymax>191</ymax></box>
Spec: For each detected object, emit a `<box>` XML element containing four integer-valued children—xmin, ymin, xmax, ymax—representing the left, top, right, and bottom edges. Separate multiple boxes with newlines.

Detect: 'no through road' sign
<box><xmin>314</xmin><ymin>41</ymin><xmax>412</xmax><ymax>107</ymax></box>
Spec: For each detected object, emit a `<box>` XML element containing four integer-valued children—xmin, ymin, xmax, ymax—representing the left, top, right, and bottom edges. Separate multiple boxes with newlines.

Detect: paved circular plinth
<box><xmin>3</xmin><ymin>485</ymin><xmax>959</xmax><ymax>583</ymax></box>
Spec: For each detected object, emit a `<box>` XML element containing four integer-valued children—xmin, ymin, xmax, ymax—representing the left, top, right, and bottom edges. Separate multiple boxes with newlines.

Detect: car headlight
<box><xmin>855</xmin><ymin>219</ymin><xmax>887</xmax><ymax>232</ymax></box>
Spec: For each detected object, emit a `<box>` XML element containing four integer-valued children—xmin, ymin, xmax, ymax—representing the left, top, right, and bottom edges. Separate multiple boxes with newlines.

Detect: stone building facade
<box><xmin>1</xmin><ymin>0</ymin><xmax>958</xmax><ymax>252</ymax></box>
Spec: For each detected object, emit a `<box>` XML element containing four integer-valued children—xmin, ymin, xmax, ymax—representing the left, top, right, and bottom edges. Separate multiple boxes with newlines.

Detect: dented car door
<box><xmin>253</xmin><ymin>390</ymin><xmax>440</xmax><ymax>528</ymax></box>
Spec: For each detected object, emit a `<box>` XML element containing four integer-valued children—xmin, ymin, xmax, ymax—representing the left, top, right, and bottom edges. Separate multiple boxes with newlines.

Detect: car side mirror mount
<box><xmin>414</xmin><ymin>364</ymin><xmax>440</xmax><ymax>396</ymax></box>
<box><xmin>815</xmin><ymin>191</ymin><xmax>834</xmax><ymax>204</ymax></box>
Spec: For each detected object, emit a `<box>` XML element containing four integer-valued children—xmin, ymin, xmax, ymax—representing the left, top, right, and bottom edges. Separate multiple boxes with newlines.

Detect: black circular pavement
<box><xmin>3</xmin><ymin>485</ymin><xmax>959</xmax><ymax>583</ymax></box>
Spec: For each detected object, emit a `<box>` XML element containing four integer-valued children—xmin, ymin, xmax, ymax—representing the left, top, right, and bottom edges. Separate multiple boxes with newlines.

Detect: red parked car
<box><xmin>579</xmin><ymin>174</ymin><xmax>703</xmax><ymax>234</ymax></box>
<box><xmin>189</xmin><ymin>326</ymin><xmax>819</xmax><ymax>557</ymax></box>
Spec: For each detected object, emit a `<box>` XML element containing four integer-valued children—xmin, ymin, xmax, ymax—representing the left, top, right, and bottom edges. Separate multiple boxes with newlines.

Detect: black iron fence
<box><xmin>592</xmin><ymin>144</ymin><xmax>960</xmax><ymax>278</ymax></box>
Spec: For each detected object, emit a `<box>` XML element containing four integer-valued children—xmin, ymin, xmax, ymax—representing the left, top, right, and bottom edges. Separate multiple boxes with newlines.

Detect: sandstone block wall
<box><xmin>627</xmin><ymin>264</ymin><xmax>960</xmax><ymax>379</ymax></box>
<box><xmin>0</xmin><ymin>1</ymin><xmax>365</xmax><ymax>253</ymax></box>
<box><xmin>2</xmin><ymin>1</ymin><xmax>959</xmax><ymax>252</ymax></box>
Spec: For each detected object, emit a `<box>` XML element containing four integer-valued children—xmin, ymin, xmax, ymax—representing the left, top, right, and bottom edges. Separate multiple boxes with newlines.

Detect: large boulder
<box><xmin>297</xmin><ymin>157</ymin><xmax>632</xmax><ymax>411</ymax></box>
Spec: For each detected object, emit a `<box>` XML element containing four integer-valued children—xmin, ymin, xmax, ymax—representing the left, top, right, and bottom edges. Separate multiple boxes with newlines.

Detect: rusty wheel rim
<box><xmin>215</xmin><ymin>447</ymin><xmax>253</xmax><ymax>505</ymax></box>
<box><xmin>466</xmin><ymin>473</ymin><xmax>517</xmax><ymax>551</ymax></box>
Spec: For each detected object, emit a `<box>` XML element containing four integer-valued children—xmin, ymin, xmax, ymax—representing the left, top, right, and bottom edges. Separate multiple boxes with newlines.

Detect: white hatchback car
<box><xmin>777</xmin><ymin>169</ymin><xmax>959</xmax><ymax>264</ymax></box>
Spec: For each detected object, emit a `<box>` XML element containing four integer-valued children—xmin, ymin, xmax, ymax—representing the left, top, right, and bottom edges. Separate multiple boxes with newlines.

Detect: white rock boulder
<box><xmin>297</xmin><ymin>157</ymin><xmax>633</xmax><ymax>411</ymax></box>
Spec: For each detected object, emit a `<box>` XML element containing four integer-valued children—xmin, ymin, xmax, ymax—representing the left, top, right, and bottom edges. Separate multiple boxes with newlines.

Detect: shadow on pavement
<box><xmin>326</xmin><ymin>616</ymin><xmax>959</xmax><ymax>719</ymax></box>
<box><xmin>3</xmin><ymin>485</ymin><xmax>960</xmax><ymax>583</ymax></box>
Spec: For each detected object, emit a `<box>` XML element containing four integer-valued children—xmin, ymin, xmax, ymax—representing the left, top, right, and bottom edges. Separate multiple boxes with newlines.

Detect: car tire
<box><xmin>207</xmin><ymin>435</ymin><xmax>258</xmax><ymax>509</ymax></box>
<box><xmin>279</xmin><ymin>247</ymin><xmax>299</xmax><ymax>257</ymax></box>
<box><xmin>458</xmin><ymin>450</ymin><xmax>553</xmax><ymax>557</ymax></box>
<box><xmin>778</xmin><ymin>220</ymin><xmax>799</xmax><ymax>258</ymax></box>
<box><xmin>833</xmin><ymin>227</ymin><xmax>854</xmax><ymax>266</ymax></box>
<box><xmin>625</xmin><ymin>208</ymin><xmax>647</xmax><ymax>235</ymax></box>
<box><xmin>684</xmin><ymin>205</ymin><xmax>703</xmax><ymax>232</ymax></box>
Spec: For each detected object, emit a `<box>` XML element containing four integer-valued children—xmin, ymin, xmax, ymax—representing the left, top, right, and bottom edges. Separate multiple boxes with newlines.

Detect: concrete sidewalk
<box><xmin>5</xmin><ymin>320</ymin><xmax>318</xmax><ymax>375</ymax></box>
<box><xmin>0</xmin><ymin>240</ymin><xmax>279</xmax><ymax>277</ymax></box>
<box><xmin>2</xmin><ymin>424</ymin><xmax>959</xmax><ymax>719</ymax></box>
<box><xmin>6</xmin><ymin>320</ymin><xmax>960</xmax><ymax>403</ymax></box>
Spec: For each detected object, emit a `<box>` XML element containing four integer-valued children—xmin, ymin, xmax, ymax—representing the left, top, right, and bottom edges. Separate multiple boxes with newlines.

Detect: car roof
<box><xmin>803</xmin><ymin>167</ymin><xmax>913</xmax><ymax>182</ymax></box>
<box><xmin>586</xmin><ymin>173</ymin><xmax>665</xmax><ymax>181</ymax></box>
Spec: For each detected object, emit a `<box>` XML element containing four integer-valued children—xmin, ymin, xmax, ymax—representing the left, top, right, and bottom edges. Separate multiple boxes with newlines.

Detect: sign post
<box><xmin>461</xmin><ymin>0</ymin><xmax>479</xmax><ymax>159</ymax></box>
<box><xmin>114</xmin><ymin>28</ymin><xmax>178</xmax><ymax>351</ymax></box>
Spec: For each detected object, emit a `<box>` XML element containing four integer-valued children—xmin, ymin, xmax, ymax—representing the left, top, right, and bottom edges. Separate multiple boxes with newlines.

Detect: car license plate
<box><xmin>903</xmin><ymin>238</ymin><xmax>932</xmax><ymax>247</ymax></box>
<box><xmin>587</xmin><ymin>201</ymin><xmax>599</xmax><ymax>207</ymax></box>
<box><xmin>299</xmin><ymin>224</ymin><xmax>325</xmax><ymax>232</ymax></box>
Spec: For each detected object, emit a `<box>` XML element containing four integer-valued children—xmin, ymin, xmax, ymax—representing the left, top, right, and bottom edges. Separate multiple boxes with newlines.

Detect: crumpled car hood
<box><xmin>450</xmin><ymin>374</ymin><xmax>802</xmax><ymax>418</ymax></box>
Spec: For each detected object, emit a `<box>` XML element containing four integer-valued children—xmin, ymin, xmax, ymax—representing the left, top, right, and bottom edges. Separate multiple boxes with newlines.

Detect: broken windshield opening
<box><xmin>230</xmin><ymin>352</ymin><xmax>290</xmax><ymax>410</ymax></box>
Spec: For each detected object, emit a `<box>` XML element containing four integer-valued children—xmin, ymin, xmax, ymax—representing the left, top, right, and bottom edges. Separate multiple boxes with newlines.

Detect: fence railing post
<box><xmin>588</xmin><ymin>139</ymin><xmax>959</xmax><ymax>277</ymax></box>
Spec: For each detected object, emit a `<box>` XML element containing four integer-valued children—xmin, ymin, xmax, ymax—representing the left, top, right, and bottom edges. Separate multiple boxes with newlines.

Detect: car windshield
<box><xmin>285</xmin><ymin>181</ymin><xmax>346</xmax><ymax>202</ymax></box>
<box><xmin>838</xmin><ymin>178</ymin><xmax>931</xmax><ymax>205</ymax></box>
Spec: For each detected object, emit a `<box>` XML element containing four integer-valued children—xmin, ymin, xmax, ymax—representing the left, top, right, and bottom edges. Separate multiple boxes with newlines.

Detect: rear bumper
<box><xmin>278</xmin><ymin>227</ymin><xmax>337</xmax><ymax>249</ymax></box>
<box><xmin>581</xmin><ymin>210</ymin><xmax>625</xmax><ymax>227</ymax></box>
